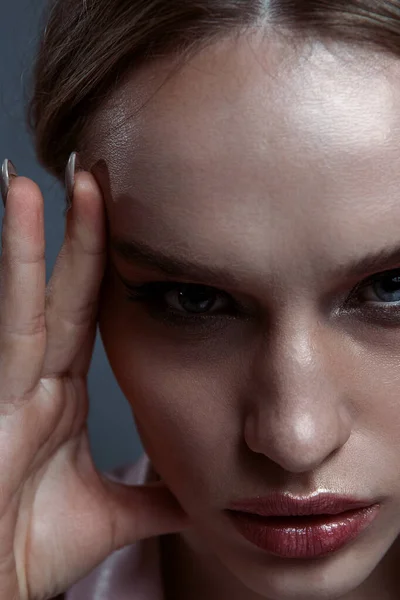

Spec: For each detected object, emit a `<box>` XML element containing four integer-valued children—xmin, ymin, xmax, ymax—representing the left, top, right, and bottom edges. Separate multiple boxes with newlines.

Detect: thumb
<box><xmin>99</xmin><ymin>474</ymin><xmax>192</xmax><ymax>551</ymax></box>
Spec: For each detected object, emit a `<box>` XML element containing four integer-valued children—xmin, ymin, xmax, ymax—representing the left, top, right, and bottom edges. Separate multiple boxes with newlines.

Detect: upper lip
<box><xmin>226</xmin><ymin>493</ymin><xmax>376</xmax><ymax>517</ymax></box>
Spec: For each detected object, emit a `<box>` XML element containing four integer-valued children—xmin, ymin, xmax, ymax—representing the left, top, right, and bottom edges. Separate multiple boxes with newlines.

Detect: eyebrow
<box><xmin>111</xmin><ymin>236</ymin><xmax>400</xmax><ymax>286</ymax></box>
<box><xmin>329</xmin><ymin>243</ymin><xmax>400</xmax><ymax>280</ymax></box>
<box><xmin>110</xmin><ymin>236</ymin><xmax>245</xmax><ymax>286</ymax></box>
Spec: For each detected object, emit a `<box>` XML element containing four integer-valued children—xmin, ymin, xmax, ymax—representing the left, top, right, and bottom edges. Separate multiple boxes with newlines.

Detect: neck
<box><xmin>160</xmin><ymin>530</ymin><xmax>400</xmax><ymax>600</ymax></box>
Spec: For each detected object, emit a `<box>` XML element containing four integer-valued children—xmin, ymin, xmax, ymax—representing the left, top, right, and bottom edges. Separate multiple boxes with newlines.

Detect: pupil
<box><xmin>178</xmin><ymin>285</ymin><xmax>216</xmax><ymax>313</ymax></box>
<box><xmin>375</xmin><ymin>275</ymin><xmax>400</xmax><ymax>301</ymax></box>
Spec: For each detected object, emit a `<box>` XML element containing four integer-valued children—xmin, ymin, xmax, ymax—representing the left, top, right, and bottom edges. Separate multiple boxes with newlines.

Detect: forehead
<box><xmin>88</xmin><ymin>29</ymin><xmax>400</xmax><ymax>167</ymax></box>
<box><xmin>86</xmin><ymin>30</ymin><xmax>400</xmax><ymax>275</ymax></box>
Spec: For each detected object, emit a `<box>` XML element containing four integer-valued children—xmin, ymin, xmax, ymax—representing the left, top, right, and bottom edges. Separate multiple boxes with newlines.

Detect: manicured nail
<box><xmin>64</xmin><ymin>151</ymin><xmax>81</xmax><ymax>214</ymax></box>
<box><xmin>1</xmin><ymin>159</ymin><xmax>18</xmax><ymax>207</ymax></box>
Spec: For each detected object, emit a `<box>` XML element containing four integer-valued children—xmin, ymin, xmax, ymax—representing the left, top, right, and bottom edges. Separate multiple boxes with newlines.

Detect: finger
<box><xmin>42</xmin><ymin>171</ymin><xmax>106</xmax><ymax>378</ymax></box>
<box><xmin>0</xmin><ymin>177</ymin><xmax>46</xmax><ymax>399</ymax></box>
<box><xmin>100</xmin><ymin>476</ymin><xmax>191</xmax><ymax>550</ymax></box>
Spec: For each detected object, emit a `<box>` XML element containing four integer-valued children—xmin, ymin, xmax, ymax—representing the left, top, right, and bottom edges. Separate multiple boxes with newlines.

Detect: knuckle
<box><xmin>48</xmin><ymin>298</ymin><xmax>98</xmax><ymax>329</ymax></box>
<box><xmin>0</xmin><ymin>312</ymin><xmax>46</xmax><ymax>338</ymax></box>
<box><xmin>61</xmin><ymin>300</ymin><xmax>98</xmax><ymax>328</ymax></box>
<box><xmin>69</xmin><ymin>232</ymin><xmax>105</xmax><ymax>258</ymax></box>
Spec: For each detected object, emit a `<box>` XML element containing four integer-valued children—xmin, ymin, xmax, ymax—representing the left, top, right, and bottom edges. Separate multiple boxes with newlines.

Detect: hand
<box><xmin>0</xmin><ymin>164</ymin><xmax>190</xmax><ymax>600</ymax></box>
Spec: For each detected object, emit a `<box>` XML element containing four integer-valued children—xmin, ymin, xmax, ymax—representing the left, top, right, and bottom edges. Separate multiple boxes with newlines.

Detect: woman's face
<box><xmin>91</xmin><ymin>29</ymin><xmax>400</xmax><ymax>599</ymax></box>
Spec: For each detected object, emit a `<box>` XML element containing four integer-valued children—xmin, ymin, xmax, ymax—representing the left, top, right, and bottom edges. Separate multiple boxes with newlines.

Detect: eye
<box><xmin>343</xmin><ymin>268</ymin><xmax>400</xmax><ymax>325</ymax></box>
<box><xmin>123</xmin><ymin>280</ymin><xmax>246</xmax><ymax>327</ymax></box>
<box><xmin>163</xmin><ymin>283</ymin><xmax>227</xmax><ymax>314</ymax></box>
<box><xmin>357</xmin><ymin>270</ymin><xmax>400</xmax><ymax>304</ymax></box>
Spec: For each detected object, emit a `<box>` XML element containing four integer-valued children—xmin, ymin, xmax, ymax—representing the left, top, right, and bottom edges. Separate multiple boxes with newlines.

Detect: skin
<box><xmin>82</xmin><ymin>27</ymin><xmax>400</xmax><ymax>599</ymax></box>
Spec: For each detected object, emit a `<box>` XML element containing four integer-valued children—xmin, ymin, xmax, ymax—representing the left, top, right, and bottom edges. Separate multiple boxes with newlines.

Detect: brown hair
<box><xmin>27</xmin><ymin>0</ymin><xmax>400</xmax><ymax>184</ymax></box>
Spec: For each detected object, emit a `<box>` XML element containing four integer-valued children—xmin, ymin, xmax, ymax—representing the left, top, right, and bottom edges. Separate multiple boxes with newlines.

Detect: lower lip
<box><xmin>226</xmin><ymin>505</ymin><xmax>380</xmax><ymax>559</ymax></box>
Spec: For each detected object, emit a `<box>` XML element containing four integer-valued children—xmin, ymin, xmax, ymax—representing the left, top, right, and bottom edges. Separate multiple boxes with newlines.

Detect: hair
<box><xmin>27</xmin><ymin>0</ymin><xmax>400</xmax><ymax>184</ymax></box>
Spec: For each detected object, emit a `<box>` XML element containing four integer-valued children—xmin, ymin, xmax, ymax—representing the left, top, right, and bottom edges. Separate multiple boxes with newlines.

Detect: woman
<box><xmin>1</xmin><ymin>0</ymin><xmax>400</xmax><ymax>598</ymax></box>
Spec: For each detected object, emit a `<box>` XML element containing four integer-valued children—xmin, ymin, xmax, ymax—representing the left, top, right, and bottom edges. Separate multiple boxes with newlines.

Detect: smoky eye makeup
<box><xmin>340</xmin><ymin>268</ymin><xmax>400</xmax><ymax>325</ymax></box>
<box><xmin>113</xmin><ymin>255</ymin><xmax>400</xmax><ymax>331</ymax></box>
<box><xmin>122</xmin><ymin>279</ymin><xmax>252</xmax><ymax>329</ymax></box>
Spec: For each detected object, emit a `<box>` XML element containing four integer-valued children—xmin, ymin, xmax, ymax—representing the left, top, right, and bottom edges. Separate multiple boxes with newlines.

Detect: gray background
<box><xmin>0</xmin><ymin>0</ymin><xmax>143</xmax><ymax>471</ymax></box>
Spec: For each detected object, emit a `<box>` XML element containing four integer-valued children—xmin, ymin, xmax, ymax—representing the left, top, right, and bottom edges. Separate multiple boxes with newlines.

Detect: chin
<box><xmin>217</xmin><ymin>549</ymin><xmax>386</xmax><ymax>600</ymax></box>
<box><xmin>235</xmin><ymin>566</ymin><xmax>374</xmax><ymax>600</ymax></box>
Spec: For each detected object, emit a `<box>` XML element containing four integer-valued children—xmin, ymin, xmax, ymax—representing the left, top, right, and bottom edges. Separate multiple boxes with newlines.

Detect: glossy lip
<box><xmin>226</xmin><ymin>492</ymin><xmax>376</xmax><ymax>516</ymax></box>
<box><xmin>225</xmin><ymin>493</ymin><xmax>381</xmax><ymax>559</ymax></box>
<box><xmin>226</xmin><ymin>506</ymin><xmax>380</xmax><ymax>559</ymax></box>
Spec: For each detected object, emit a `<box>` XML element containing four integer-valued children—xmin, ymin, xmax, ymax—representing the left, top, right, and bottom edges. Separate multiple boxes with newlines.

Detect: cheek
<box><xmin>97</xmin><ymin>276</ymin><xmax>242</xmax><ymax>511</ymax></box>
<box><xmin>356</xmin><ymin>355</ymin><xmax>400</xmax><ymax>453</ymax></box>
<box><xmin>325</xmin><ymin>336</ymin><xmax>400</xmax><ymax>492</ymax></box>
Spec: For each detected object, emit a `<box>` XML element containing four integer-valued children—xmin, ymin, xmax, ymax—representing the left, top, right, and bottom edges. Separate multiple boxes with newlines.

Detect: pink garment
<box><xmin>65</xmin><ymin>454</ymin><xmax>166</xmax><ymax>600</ymax></box>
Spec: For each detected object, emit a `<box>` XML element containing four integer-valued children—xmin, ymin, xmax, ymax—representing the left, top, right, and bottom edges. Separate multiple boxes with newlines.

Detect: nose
<box><xmin>243</xmin><ymin>314</ymin><xmax>352</xmax><ymax>474</ymax></box>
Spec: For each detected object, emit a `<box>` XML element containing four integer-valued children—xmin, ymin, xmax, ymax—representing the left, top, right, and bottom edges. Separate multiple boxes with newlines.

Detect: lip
<box><xmin>227</xmin><ymin>492</ymin><xmax>375</xmax><ymax>516</ymax></box>
<box><xmin>225</xmin><ymin>493</ymin><xmax>380</xmax><ymax>559</ymax></box>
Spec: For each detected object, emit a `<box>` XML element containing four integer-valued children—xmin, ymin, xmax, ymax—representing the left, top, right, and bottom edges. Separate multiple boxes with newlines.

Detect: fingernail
<box><xmin>1</xmin><ymin>159</ymin><xmax>18</xmax><ymax>207</ymax></box>
<box><xmin>64</xmin><ymin>151</ymin><xmax>81</xmax><ymax>214</ymax></box>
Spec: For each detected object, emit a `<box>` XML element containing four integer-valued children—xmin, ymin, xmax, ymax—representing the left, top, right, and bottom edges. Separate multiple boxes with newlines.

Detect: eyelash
<box><xmin>124</xmin><ymin>281</ymin><xmax>247</xmax><ymax>327</ymax></box>
<box><xmin>344</xmin><ymin>268</ymin><xmax>400</xmax><ymax>323</ymax></box>
<box><xmin>124</xmin><ymin>268</ymin><xmax>400</xmax><ymax>328</ymax></box>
